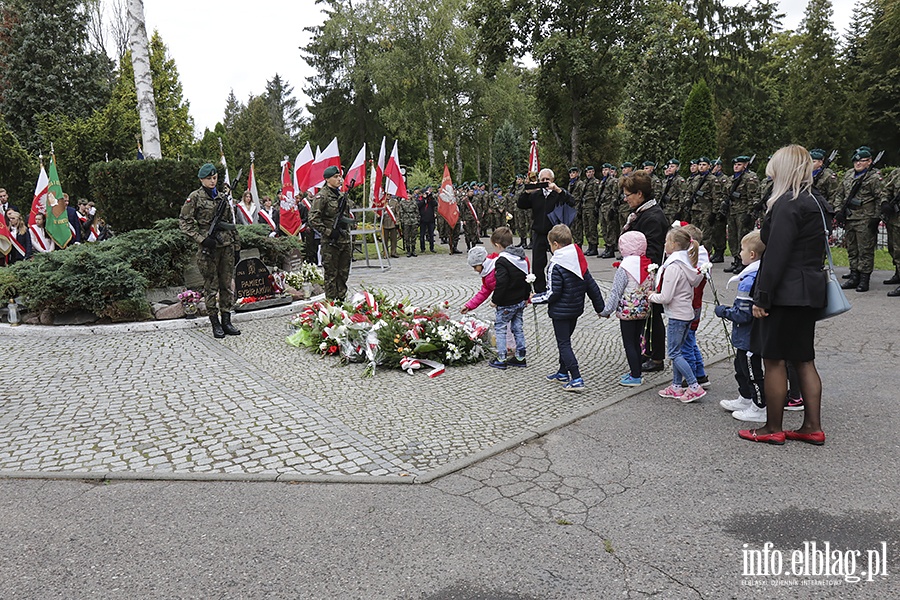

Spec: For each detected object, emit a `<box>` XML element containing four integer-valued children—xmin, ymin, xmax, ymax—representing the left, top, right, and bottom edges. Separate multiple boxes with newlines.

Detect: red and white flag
<box><xmin>28</xmin><ymin>163</ymin><xmax>50</xmax><ymax>226</ymax></box>
<box><xmin>279</xmin><ymin>159</ymin><xmax>302</xmax><ymax>236</ymax></box>
<box><xmin>0</xmin><ymin>219</ymin><xmax>25</xmax><ymax>258</ymax></box>
<box><xmin>438</xmin><ymin>163</ymin><xmax>459</xmax><ymax>229</ymax></box>
<box><xmin>373</xmin><ymin>137</ymin><xmax>386</xmax><ymax>207</ymax></box>
<box><xmin>528</xmin><ymin>139</ymin><xmax>540</xmax><ymax>175</ymax></box>
<box><xmin>384</xmin><ymin>140</ymin><xmax>408</xmax><ymax>199</ymax></box>
<box><xmin>372</xmin><ymin>160</ymin><xmax>396</xmax><ymax>225</ymax></box>
<box><xmin>293</xmin><ymin>142</ymin><xmax>314</xmax><ymax>194</ymax></box>
<box><xmin>237</xmin><ymin>162</ymin><xmax>260</xmax><ymax>224</ymax></box>
<box><xmin>308</xmin><ymin>138</ymin><xmax>341</xmax><ymax>191</ymax></box>
<box><xmin>342</xmin><ymin>143</ymin><xmax>366</xmax><ymax>191</ymax></box>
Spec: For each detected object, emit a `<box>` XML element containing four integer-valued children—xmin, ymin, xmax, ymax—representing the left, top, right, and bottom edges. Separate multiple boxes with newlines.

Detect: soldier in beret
<box><xmin>810</xmin><ymin>148</ymin><xmax>839</xmax><ymax>208</ymax></box>
<box><xmin>179</xmin><ymin>163</ymin><xmax>241</xmax><ymax>338</ymax></box>
<box><xmin>723</xmin><ymin>156</ymin><xmax>759</xmax><ymax>273</ymax></box>
<box><xmin>660</xmin><ymin>159</ymin><xmax>685</xmax><ymax>224</ymax></box>
<box><xmin>567</xmin><ymin>166</ymin><xmax>585</xmax><ymax>249</ymax></box>
<box><xmin>598</xmin><ymin>163</ymin><xmax>619</xmax><ymax>258</ymax></box>
<box><xmin>836</xmin><ymin>147</ymin><xmax>884</xmax><ymax>292</ymax></box>
<box><xmin>581</xmin><ymin>165</ymin><xmax>600</xmax><ymax>256</ymax></box>
<box><xmin>309</xmin><ymin>165</ymin><xmax>356</xmax><ymax>300</ymax></box>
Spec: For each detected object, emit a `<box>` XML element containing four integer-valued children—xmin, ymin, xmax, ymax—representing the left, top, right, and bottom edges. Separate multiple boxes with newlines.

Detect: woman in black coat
<box><xmin>742</xmin><ymin>145</ymin><xmax>829</xmax><ymax>446</ymax></box>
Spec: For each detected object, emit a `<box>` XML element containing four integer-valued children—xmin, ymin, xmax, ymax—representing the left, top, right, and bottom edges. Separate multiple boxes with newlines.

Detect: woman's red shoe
<box><xmin>738</xmin><ymin>429</ymin><xmax>786</xmax><ymax>445</ymax></box>
<box><xmin>785</xmin><ymin>430</ymin><xmax>826</xmax><ymax>445</ymax></box>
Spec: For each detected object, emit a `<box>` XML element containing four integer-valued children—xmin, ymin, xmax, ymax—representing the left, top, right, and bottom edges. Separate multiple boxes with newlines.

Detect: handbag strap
<box><xmin>813</xmin><ymin>195</ymin><xmax>837</xmax><ymax>274</ymax></box>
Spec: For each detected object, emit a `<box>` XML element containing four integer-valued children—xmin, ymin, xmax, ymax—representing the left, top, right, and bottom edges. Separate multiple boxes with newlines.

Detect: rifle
<box><xmin>201</xmin><ymin>167</ymin><xmax>242</xmax><ymax>254</ymax></box>
<box><xmin>329</xmin><ymin>178</ymin><xmax>356</xmax><ymax>244</ymax></box>
<box><xmin>722</xmin><ymin>157</ymin><xmax>753</xmax><ymax>218</ymax></box>
<box><xmin>823</xmin><ymin>149</ymin><xmax>838</xmax><ymax>170</ymax></box>
<box><xmin>685</xmin><ymin>171</ymin><xmax>710</xmax><ymax>216</ymax></box>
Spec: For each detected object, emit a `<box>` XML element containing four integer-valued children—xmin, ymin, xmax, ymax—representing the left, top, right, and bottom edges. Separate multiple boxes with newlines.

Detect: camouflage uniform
<box><xmin>382</xmin><ymin>197</ymin><xmax>400</xmax><ymax>258</ymax></box>
<box><xmin>567</xmin><ymin>174</ymin><xmax>586</xmax><ymax>247</ymax></box>
<box><xmin>179</xmin><ymin>186</ymin><xmax>240</xmax><ymax>313</ymax></box>
<box><xmin>309</xmin><ymin>184</ymin><xmax>355</xmax><ymax>301</ymax></box>
<box><xmin>813</xmin><ymin>167</ymin><xmax>840</xmax><ymax>208</ymax></box>
<box><xmin>686</xmin><ymin>167</ymin><xmax>723</xmax><ymax>258</ymax></box>
<box><xmin>660</xmin><ymin>172</ymin><xmax>685</xmax><ymax>224</ymax></box>
<box><xmin>461</xmin><ymin>191</ymin><xmax>481</xmax><ymax>249</ymax></box>
<box><xmin>709</xmin><ymin>163</ymin><xmax>729</xmax><ymax>260</ymax></box>
<box><xmin>398</xmin><ymin>195</ymin><xmax>420</xmax><ymax>257</ymax></box>
<box><xmin>723</xmin><ymin>161</ymin><xmax>760</xmax><ymax>272</ymax></box>
<box><xmin>756</xmin><ymin>176</ymin><xmax>773</xmax><ymax>223</ymax></box>
<box><xmin>581</xmin><ymin>171</ymin><xmax>600</xmax><ymax>254</ymax></box>
<box><xmin>836</xmin><ymin>163</ymin><xmax>884</xmax><ymax>289</ymax></box>
<box><xmin>514</xmin><ymin>180</ymin><xmax>532</xmax><ymax>246</ymax></box>
<box><xmin>598</xmin><ymin>169</ymin><xmax>620</xmax><ymax>256</ymax></box>
<box><xmin>880</xmin><ymin>169</ymin><xmax>900</xmax><ymax>294</ymax></box>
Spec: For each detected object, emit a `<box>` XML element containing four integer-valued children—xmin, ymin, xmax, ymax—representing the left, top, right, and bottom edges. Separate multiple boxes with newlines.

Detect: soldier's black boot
<box><xmin>523</xmin><ymin>238</ymin><xmax>531</xmax><ymax>249</ymax></box>
<box><xmin>841</xmin><ymin>270</ymin><xmax>853</xmax><ymax>279</ymax></box>
<box><xmin>888</xmin><ymin>285</ymin><xmax>900</xmax><ymax>297</ymax></box>
<box><xmin>841</xmin><ymin>270</ymin><xmax>859</xmax><ymax>290</ymax></box>
<box><xmin>723</xmin><ymin>261</ymin><xmax>735</xmax><ymax>273</ymax></box>
<box><xmin>209</xmin><ymin>313</ymin><xmax>225</xmax><ymax>339</ymax></box>
<box><xmin>584</xmin><ymin>244</ymin><xmax>598</xmax><ymax>256</ymax></box>
<box><xmin>884</xmin><ymin>268</ymin><xmax>900</xmax><ymax>285</ymax></box>
<box><xmin>710</xmin><ymin>251</ymin><xmax>724</xmax><ymax>263</ymax></box>
<box><xmin>600</xmin><ymin>245</ymin><xmax>615</xmax><ymax>258</ymax></box>
<box><xmin>518</xmin><ymin>237</ymin><xmax>526</xmax><ymax>247</ymax></box>
<box><xmin>221</xmin><ymin>311</ymin><xmax>241</xmax><ymax>335</ymax></box>
<box><xmin>855</xmin><ymin>272</ymin><xmax>871</xmax><ymax>293</ymax></box>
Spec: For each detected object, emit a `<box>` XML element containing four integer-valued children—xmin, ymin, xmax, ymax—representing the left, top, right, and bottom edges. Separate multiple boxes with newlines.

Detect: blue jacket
<box><xmin>532</xmin><ymin>262</ymin><xmax>604</xmax><ymax>320</ymax></box>
<box><xmin>714</xmin><ymin>266</ymin><xmax>758</xmax><ymax>350</ymax></box>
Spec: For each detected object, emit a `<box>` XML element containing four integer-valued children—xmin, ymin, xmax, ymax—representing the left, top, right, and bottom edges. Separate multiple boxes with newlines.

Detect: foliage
<box><xmin>228</xmin><ymin>95</ymin><xmax>293</xmax><ymax>195</ymax></box>
<box><xmin>0</xmin><ymin>267</ymin><xmax>19</xmax><ymax>300</ymax></box>
<box><xmin>264</xmin><ymin>74</ymin><xmax>305</xmax><ymax>141</ymax></box>
<box><xmin>89</xmin><ymin>158</ymin><xmax>209</xmax><ymax>231</ymax></box>
<box><xmin>492</xmin><ymin>120</ymin><xmax>524</xmax><ymax>186</ymax></box>
<box><xmin>103</xmin><ymin>218</ymin><xmax>195</xmax><ymax>287</ymax></box>
<box><xmin>0</xmin><ymin>0</ymin><xmax>113</xmax><ymax>149</ymax></box>
<box><xmin>678</xmin><ymin>79</ymin><xmax>717</xmax><ymax>171</ymax></box>
<box><xmin>856</xmin><ymin>0</ymin><xmax>900</xmax><ymax>165</ymax></box>
<box><xmin>0</xmin><ymin>113</ymin><xmax>36</xmax><ymax>202</ymax></box>
<box><xmin>236</xmin><ymin>224</ymin><xmax>304</xmax><ymax>268</ymax></box>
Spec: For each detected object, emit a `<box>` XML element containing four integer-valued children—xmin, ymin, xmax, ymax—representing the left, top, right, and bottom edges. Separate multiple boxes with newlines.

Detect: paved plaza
<box><xmin>1</xmin><ymin>247</ymin><xmax>898</xmax><ymax>598</ymax></box>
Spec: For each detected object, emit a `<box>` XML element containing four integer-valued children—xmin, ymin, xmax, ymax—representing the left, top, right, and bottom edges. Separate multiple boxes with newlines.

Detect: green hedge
<box><xmin>238</xmin><ymin>224</ymin><xmax>304</xmax><ymax>267</ymax></box>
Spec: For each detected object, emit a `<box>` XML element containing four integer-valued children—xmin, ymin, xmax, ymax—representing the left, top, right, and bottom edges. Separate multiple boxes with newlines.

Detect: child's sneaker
<box><xmin>506</xmin><ymin>356</ymin><xmax>527</xmax><ymax>367</ymax></box>
<box><xmin>720</xmin><ymin>396</ymin><xmax>752</xmax><ymax>412</ymax></box>
<box><xmin>489</xmin><ymin>358</ymin><xmax>508</xmax><ymax>370</ymax></box>
<box><xmin>563</xmin><ymin>377</ymin><xmax>584</xmax><ymax>392</ymax></box>
<box><xmin>679</xmin><ymin>386</ymin><xmax>707</xmax><ymax>403</ymax></box>
<box><xmin>619</xmin><ymin>374</ymin><xmax>643</xmax><ymax>387</ymax></box>
<box><xmin>697</xmin><ymin>375</ymin><xmax>711</xmax><ymax>389</ymax></box>
<box><xmin>546</xmin><ymin>371</ymin><xmax>570</xmax><ymax>383</ymax></box>
<box><xmin>658</xmin><ymin>385</ymin><xmax>684</xmax><ymax>398</ymax></box>
<box><xmin>732</xmin><ymin>403</ymin><xmax>767</xmax><ymax>422</ymax></box>
<box><xmin>785</xmin><ymin>397</ymin><xmax>805</xmax><ymax>411</ymax></box>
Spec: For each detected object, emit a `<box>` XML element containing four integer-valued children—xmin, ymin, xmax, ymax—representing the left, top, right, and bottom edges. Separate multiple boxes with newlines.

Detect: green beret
<box><xmin>198</xmin><ymin>163</ymin><xmax>217</xmax><ymax>178</ymax></box>
<box><xmin>698</xmin><ymin>157</ymin><xmax>711</xmax><ymax>164</ymax></box>
<box><xmin>666</xmin><ymin>159</ymin><xmax>680</xmax><ymax>166</ymax></box>
<box><xmin>516</xmin><ymin>174</ymin><xmax>524</xmax><ymax>179</ymax></box>
<box><xmin>569</xmin><ymin>166</ymin><xmax>580</xmax><ymax>173</ymax></box>
<box><xmin>585</xmin><ymin>165</ymin><xmax>595</xmax><ymax>171</ymax></box>
<box><xmin>323</xmin><ymin>165</ymin><xmax>340</xmax><ymax>178</ymax></box>
<box><xmin>602</xmin><ymin>163</ymin><xmax>613</xmax><ymax>169</ymax></box>
<box><xmin>733</xmin><ymin>156</ymin><xmax>751</xmax><ymax>163</ymax></box>
<box><xmin>858</xmin><ymin>145</ymin><xmax>872</xmax><ymax>153</ymax></box>
<box><xmin>690</xmin><ymin>159</ymin><xmax>699</xmax><ymax>165</ymax></box>
<box><xmin>712</xmin><ymin>158</ymin><xmax>722</xmax><ymax>165</ymax></box>
<box><xmin>641</xmin><ymin>161</ymin><xmax>655</xmax><ymax>168</ymax></box>
<box><xmin>621</xmin><ymin>162</ymin><xmax>634</xmax><ymax>168</ymax></box>
<box><xmin>809</xmin><ymin>149</ymin><xmax>826</xmax><ymax>160</ymax></box>
<box><xmin>853</xmin><ymin>148</ymin><xmax>872</xmax><ymax>161</ymax></box>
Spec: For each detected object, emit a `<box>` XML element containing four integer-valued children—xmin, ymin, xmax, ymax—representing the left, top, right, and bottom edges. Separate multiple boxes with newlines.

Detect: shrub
<box><xmin>105</xmin><ymin>218</ymin><xmax>195</xmax><ymax>287</ymax></box>
<box><xmin>237</xmin><ymin>224</ymin><xmax>303</xmax><ymax>268</ymax></box>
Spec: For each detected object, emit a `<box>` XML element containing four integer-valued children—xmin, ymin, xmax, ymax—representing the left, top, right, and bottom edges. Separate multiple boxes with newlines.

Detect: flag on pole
<box><xmin>343</xmin><ymin>143</ymin><xmax>366</xmax><ymax>191</ymax></box>
<box><xmin>293</xmin><ymin>141</ymin><xmax>314</xmax><ymax>194</ymax></box>
<box><xmin>28</xmin><ymin>161</ymin><xmax>50</xmax><ymax>226</ymax></box>
<box><xmin>528</xmin><ymin>139</ymin><xmax>540</xmax><ymax>175</ymax></box>
<box><xmin>373</xmin><ymin>137</ymin><xmax>386</xmax><ymax>207</ymax></box>
<box><xmin>0</xmin><ymin>217</ymin><xmax>25</xmax><ymax>258</ymax></box>
<box><xmin>308</xmin><ymin>138</ymin><xmax>340</xmax><ymax>191</ymax></box>
<box><xmin>279</xmin><ymin>159</ymin><xmax>303</xmax><ymax>236</ymax></box>
<box><xmin>218</xmin><ymin>141</ymin><xmax>230</xmax><ymax>188</ymax></box>
<box><xmin>438</xmin><ymin>163</ymin><xmax>459</xmax><ymax>229</ymax></box>
<box><xmin>45</xmin><ymin>155</ymin><xmax>73</xmax><ymax>248</ymax></box>
<box><xmin>371</xmin><ymin>160</ymin><xmax>396</xmax><ymax>224</ymax></box>
<box><xmin>384</xmin><ymin>140</ymin><xmax>408</xmax><ymax>199</ymax></box>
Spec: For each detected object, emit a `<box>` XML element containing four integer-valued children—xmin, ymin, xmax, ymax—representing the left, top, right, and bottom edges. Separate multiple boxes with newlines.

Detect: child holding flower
<box><xmin>486</xmin><ymin>227</ymin><xmax>531</xmax><ymax>369</ymax></box>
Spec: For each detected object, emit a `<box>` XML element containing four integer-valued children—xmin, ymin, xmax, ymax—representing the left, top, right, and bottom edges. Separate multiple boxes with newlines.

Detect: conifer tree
<box><xmin>678</xmin><ymin>79</ymin><xmax>717</xmax><ymax>172</ymax></box>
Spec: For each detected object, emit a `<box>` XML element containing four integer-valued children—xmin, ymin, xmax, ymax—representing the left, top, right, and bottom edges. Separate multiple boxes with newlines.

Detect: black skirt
<box><xmin>750</xmin><ymin>305</ymin><xmax>817</xmax><ymax>362</ymax></box>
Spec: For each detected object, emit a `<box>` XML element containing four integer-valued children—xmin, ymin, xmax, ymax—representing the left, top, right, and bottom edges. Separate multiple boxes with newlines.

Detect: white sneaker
<box><xmin>719</xmin><ymin>396</ymin><xmax>752</xmax><ymax>412</ymax></box>
<box><xmin>732</xmin><ymin>404</ymin><xmax>767</xmax><ymax>423</ymax></box>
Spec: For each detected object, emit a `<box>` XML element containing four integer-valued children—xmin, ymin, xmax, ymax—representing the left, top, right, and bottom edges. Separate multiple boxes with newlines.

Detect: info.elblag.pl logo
<box><xmin>741</xmin><ymin>541</ymin><xmax>890</xmax><ymax>586</ymax></box>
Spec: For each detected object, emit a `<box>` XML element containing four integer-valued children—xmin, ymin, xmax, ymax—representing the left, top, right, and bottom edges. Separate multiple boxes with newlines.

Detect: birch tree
<box><xmin>127</xmin><ymin>0</ymin><xmax>161</xmax><ymax>158</ymax></box>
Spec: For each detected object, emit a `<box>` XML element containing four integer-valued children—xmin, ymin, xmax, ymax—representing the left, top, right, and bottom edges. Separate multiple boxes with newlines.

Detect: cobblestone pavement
<box><xmin>0</xmin><ymin>249</ymin><xmax>731</xmax><ymax>480</ymax></box>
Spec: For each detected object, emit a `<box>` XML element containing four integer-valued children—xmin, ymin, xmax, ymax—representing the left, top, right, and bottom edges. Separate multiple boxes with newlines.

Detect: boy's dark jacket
<box><xmin>493</xmin><ymin>245</ymin><xmax>531</xmax><ymax>306</ymax></box>
<box><xmin>532</xmin><ymin>245</ymin><xmax>605</xmax><ymax>319</ymax></box>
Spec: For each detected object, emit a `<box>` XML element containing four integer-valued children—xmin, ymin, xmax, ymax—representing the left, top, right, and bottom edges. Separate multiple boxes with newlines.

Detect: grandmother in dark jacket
<box><xmin>741</xmin><ymin>144</ymin><xmax>829</xmax><ymax>446</ymax></box>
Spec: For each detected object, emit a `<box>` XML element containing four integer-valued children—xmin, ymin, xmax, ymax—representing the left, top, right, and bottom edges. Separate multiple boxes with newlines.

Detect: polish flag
<box><xmin>308</xmin><ymin>138</ymin><xmax>340</xmax><ymax>191</ymax></box>
<box><xmin>293</xmin><ymin>142</ymin><xmax>314</xmax><ymax>194</ymax></box>
<box><xmin>0</xmin><ymin>218</ymin><xmax>25</xmax><ymax>258</ymax></box>
<box><xmin>384</xmin><ymin>140</ymin><xmax>408</xmax><ymax>199</ymax></box>
<box><xmin>528</xmin><ymin>140</ymin><xmax>540</xmax><ymax>175</ymax></box>
<box><xmin>279</xmin><ymin>159</ymin><xmax>302</xmax><ymax>236</ymax></box>
<box><xmin>372</xmin><ymin>137</ymin><xmax>386</xmax><ymax>208</ymax></box>
<box><xmin>372</xmin><ymin>161</ymin><xmax>396</xmax><ymax>224</ymax></box>
<box><xmin>28</xmin><ymin>163</ymin><xmax>50</xmax><ymax>226</ymax></box>
<box><xmin>438</xmin><ymin>163</ymin><xmax>459</xmax><ymax>229</ymax></box>
<box><xmin>247</xmin><ymin>162</ymin><xmax>260</xmax><ymax>206</ymax></box>
<box><xmin>343</xmin><ymin>143</ymin><xmax>366</xmax><ymax>191</ymax></box>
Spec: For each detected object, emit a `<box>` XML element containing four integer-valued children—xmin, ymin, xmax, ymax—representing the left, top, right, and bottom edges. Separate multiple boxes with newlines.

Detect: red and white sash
<box><xmin>30</xmin><ymin>225</ymin><xmax>53</xmax><ymax>252</ymax></box>
<box><xmin>258</xmin><ymin>208</ymin><xmax>277</xmax><ymax>232</ymax></box>
<box><xmin>466</xmin><ymin>200</ymin><xmax>480</xmax><ymax>224</ymax></box>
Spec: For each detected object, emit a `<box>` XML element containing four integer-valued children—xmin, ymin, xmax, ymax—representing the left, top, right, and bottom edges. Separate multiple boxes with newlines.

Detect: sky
<box><xmin>139</xmin><ymin>0</ymin><xmax>855</xmax><ymax>138</ymax></box>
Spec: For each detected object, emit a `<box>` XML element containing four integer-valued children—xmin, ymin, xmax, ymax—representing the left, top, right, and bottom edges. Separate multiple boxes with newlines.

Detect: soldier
<box><xmin>642</xmin><ymin>161</ymin><xmax>663</xmax><ymax>204</ymax></box>
<box><xmin>398</xmin><ymin>190</ymin><xmax>420</xmax><ymax>257</ymax></box>
<box><xmin>881</xmin><ymin>167</ymin><xmax>900</xmax><ymax>296</ymax></box>
<box><xmin>810</xmin><ymin>148</ymin><xmax>839</xmax><ymax>208</ymax></box>
<box><xmin>660</xmin><ymin>159</ymin><xmax>685</xmax><ymax>224</ymax></box>
<box><xmin>598</xmin><ymin>163</ymin><xmax>619</xmax><ymax>258</ymax></box>
<box><xmin>309</xmin><ymin>166</ymin><xmax>356</xmax><ymax>301</ymax></box>
<box><xmin>722</xmin><ymin>156</ymin><xmax>760</xmax><ymax>273</ymax></box>
<box><xmin>461</xmin><ymin>188</ymin><xmax>481</xmax><ymax>250</ymax></box>
<box><xmin>709</xmin><ymin>159</ymin><xmax>728</xmax><ymax>262</ymax></box>
<box><xmin>836</xmin><ymin>147</ymin><xmax>884</xmax><ymax>292</ymax></box>
<box><xmin>514</xmin><ymin>174</ymin><xmax>532</xmax><ymax>248</ymax></box>
<box><xmin>382</xmin><ymin>195</ymin><xmax>400</xmax><ymax>258</ymax></box>
<box><xmin>617</xmin><ymin>163</ymin><xmax>635</xmax><ymax>256</ymax></box>
<box><xmin>581</xmin><ymin>165</ymin><xmax>600</xmax><ymax>255</ymax></box>
<box><xmin>686</xmin><ymin>157</ymin><xmax>723</xmax><ymax>261</ymax></box>
<box><xmin>678</xmin><ymin>160</ymin><xmax>699</xmax><ymax>221</ymax></box>
<box><xmin>179</xmin><ymin>163</ymin><xmax>241</xmax><ymax>339</ymax></box>
<box><xmin>417</xmin><ymin>186</ymin><xmax>437</xmax><ymax>253</ymax></box>
<box><xmin>567</xmin><ymin>166</ymin><xmax>585</xmax><ymax>248</ymax></box>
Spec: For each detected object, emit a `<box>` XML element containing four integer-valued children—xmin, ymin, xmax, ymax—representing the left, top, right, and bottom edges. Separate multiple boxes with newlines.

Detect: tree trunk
<box><xmin>127</xmin><ymin>0</ymin><xmax>161</xmax><ymax>158</ymax></box>
<box><xmin>570</xmin><ymin>105</ymin><xmax>580</xmax><ymax>167</ymax></box>
<box><xmin>455</xmin><ymin>135</ymin><xmax>462</xmax><ymax>178</ymax></box>
<box><xmin>487</xmin><ymin>135</ymin><xmax>493</xmax><ymax>188</ymax></box>
<box><xmin>426</xmin><ymin>124</ymin><xmax>435</xmax><ymax>169</ymax></box>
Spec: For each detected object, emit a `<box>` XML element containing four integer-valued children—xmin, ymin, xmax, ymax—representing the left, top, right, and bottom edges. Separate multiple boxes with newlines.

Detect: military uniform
<box><xmin>581</xmin><ymin>168</ymin><xmax>600</xmax><ymax>255</ymax></box>
<box><xmin>812</xmin><ymin>167</ymin><xmax>839</xmax><ymax>208</ymax></box>
<box><xmin>309</xmin><ymin>182</ymin><xmax>355</xmax><ymax>301</ymax></box>
<box><xmin>659</xmin><ymin>167</ymin><xmax>685</xmax><ymax>224</ymax></box>
<box><xmin>398</xmin><ymin>194</ymin><xmax>420</xmax><ymax>257</ymax></box>
<box><xmin>836</xmin><ymin>148</ymin><xmax>884</xmax><ymax>292</ymax></box>
<box><xmin>880</xmin><ymin>168</ymin><xmax>900</xmax><ymax>295</ymax></box>
<box><xmin>567</xmin><ymin>171</ymin><xmax>586</xmax><ymax>247</ymax></box>
<box><xmin>461</xmin><ymin>191</ymin><xmax>481</xmax><ymax>249</ymax></box>
<box><xmin>179</xmin><ymin>182</ymin><xmax>240</xmax><ymax>322</ymax></box>
<box><xmin>513</xmin><ymin>179</ymin><xmax>532</xmax><ymax>247</ymax></box>
<box><xmin>598</xmin><ymin>166</ymin><xmax>620</xmax><ymax>257</ymax></box>
<box><xmin>709</xmin><ymin>161</ymin><xmax>728</xmax><ymax>261</ymax></box>
<box><xmin>686</xmin><ymin>162</ymin><xmax>723</xmax><ymax>259</ymax></box>
<box><xmin>617</xmin><ymin>165</ymin><xmax>636</xmax><ymax>250</ymax></box>
<box><xmin>382</xmin><ymin>197</ymin><xmax>400</xmax><ymax>258</ymax></box>
<box><xmin>724</xmin><ymin>157</ymin><xmax>760</xmax><ymax>273</ymax></box>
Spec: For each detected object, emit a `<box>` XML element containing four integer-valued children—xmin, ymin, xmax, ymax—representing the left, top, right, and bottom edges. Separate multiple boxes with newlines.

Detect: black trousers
<box><xmin>735</xmin><ymin>349</ymin><xmax>765</xmax><ymax>408</ymax></box>
<box><xmin>419</xmin><ymin>220</ymin><xmax>435</xmax><ymax>250</ymax></box>
<box><xmin>620</xmin><ymin>319</ymin><xmax>646</xmax><ymax>378</ymax></box>
<box><xmin>644</xmin><ymin>303</ymin><xmax>666</xmax><ymax>362</ymax></box>
<box><xmin>531</xmin><ymin>234</ymin><xmax>550</xmax><ymax>293</ymax></box>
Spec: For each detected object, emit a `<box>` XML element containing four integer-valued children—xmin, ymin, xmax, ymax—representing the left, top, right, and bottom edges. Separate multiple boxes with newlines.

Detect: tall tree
<box><xmin>678</xmin><ymin>78</ymin><xmax>717</xmax><ymax>170</ymax></box>
<box><xmin>229</xmin><ymin>95</ymin><xmax>292</xmax><ymax>194</ymax></box>
<box><xmin>857</xmin><ymin>0</ymin><xmax>900</xmax><ymax>163</ymax></box>
<box><xmin>0</xmin><ymin>0</ymin><xmax>113</xmax><ymax>149</ymax></box>
<box><xmin>127</xmin><ymin>0</ymin><xmax>160</xmax><ymax>158</ymax></box>
<box><xmin>840</xmin><ymin>0</ymin><xmax>880</xmax><ymax>154</ymax></box>
<box><xmin>264</xmin><ymin>74</ymin><xmax>304</xmax><ymax>141</ymax></box>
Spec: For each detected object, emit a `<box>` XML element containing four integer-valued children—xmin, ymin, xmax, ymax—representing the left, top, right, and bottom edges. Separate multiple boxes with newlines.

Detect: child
<box><xmin>460</xmin><ymin>246</ymin><xmax>498</xmax><ymax>315</ymax></box>
<box><xmin>532</xmin><ymin>224</ymin><xmax>605</xmax><ymax>391</ymax></box>
<box><xmin>680</xmin><ymin>223</ymin><xmax>710</xmax><ymax>388</ymax></box>
<box><xmin>648</xmin><ymin>227</ymin><xmax>706</xmax><ymax>403</ymax></box>
<box><xmin>486</xmin><ymin>227</ymin><xmax>531</xmax><ymax>369</ymax></box>
<box><xmin>716</xmin><ymin>230</ymin><xmax>766</xmax><ymax>421</ymax></box>
<box><xmin>599</xmin><ymin>231</ymin><xmax>653</xmax><ymax>387</ymax></box>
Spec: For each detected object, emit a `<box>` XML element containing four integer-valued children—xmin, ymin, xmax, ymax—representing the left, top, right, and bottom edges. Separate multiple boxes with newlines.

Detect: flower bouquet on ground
<box><xmin>285</xmin><ymin>264</ymin><xmax>325</xmax><ymax>298</ymax></box>
<box><xmin>286</xmin><ymin>289</ymin><xmax>491</xmax><ymax>376</ymax></box>
<box><xmin>178</xmin><ymin>289</ymin><xmax>202</xmax><ymax>318</ymax></box>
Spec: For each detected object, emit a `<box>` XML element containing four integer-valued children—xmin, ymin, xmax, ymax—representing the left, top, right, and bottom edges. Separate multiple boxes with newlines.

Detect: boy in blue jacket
<box><xmin>531</xmin><ymin>224</ymin><xmax>605</xmax><ymax>391</ymax></box>
<box><xmin>715</xmin><ymin>230</ymin><xmax>766</xmax><ymax>421</ymax></box>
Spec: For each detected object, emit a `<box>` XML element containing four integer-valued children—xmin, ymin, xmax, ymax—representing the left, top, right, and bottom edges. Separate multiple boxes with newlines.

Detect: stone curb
<box><xmin>0</xmin><ymin>295</ymin><xmax>325</xmax><ymax>337</ymax></box>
